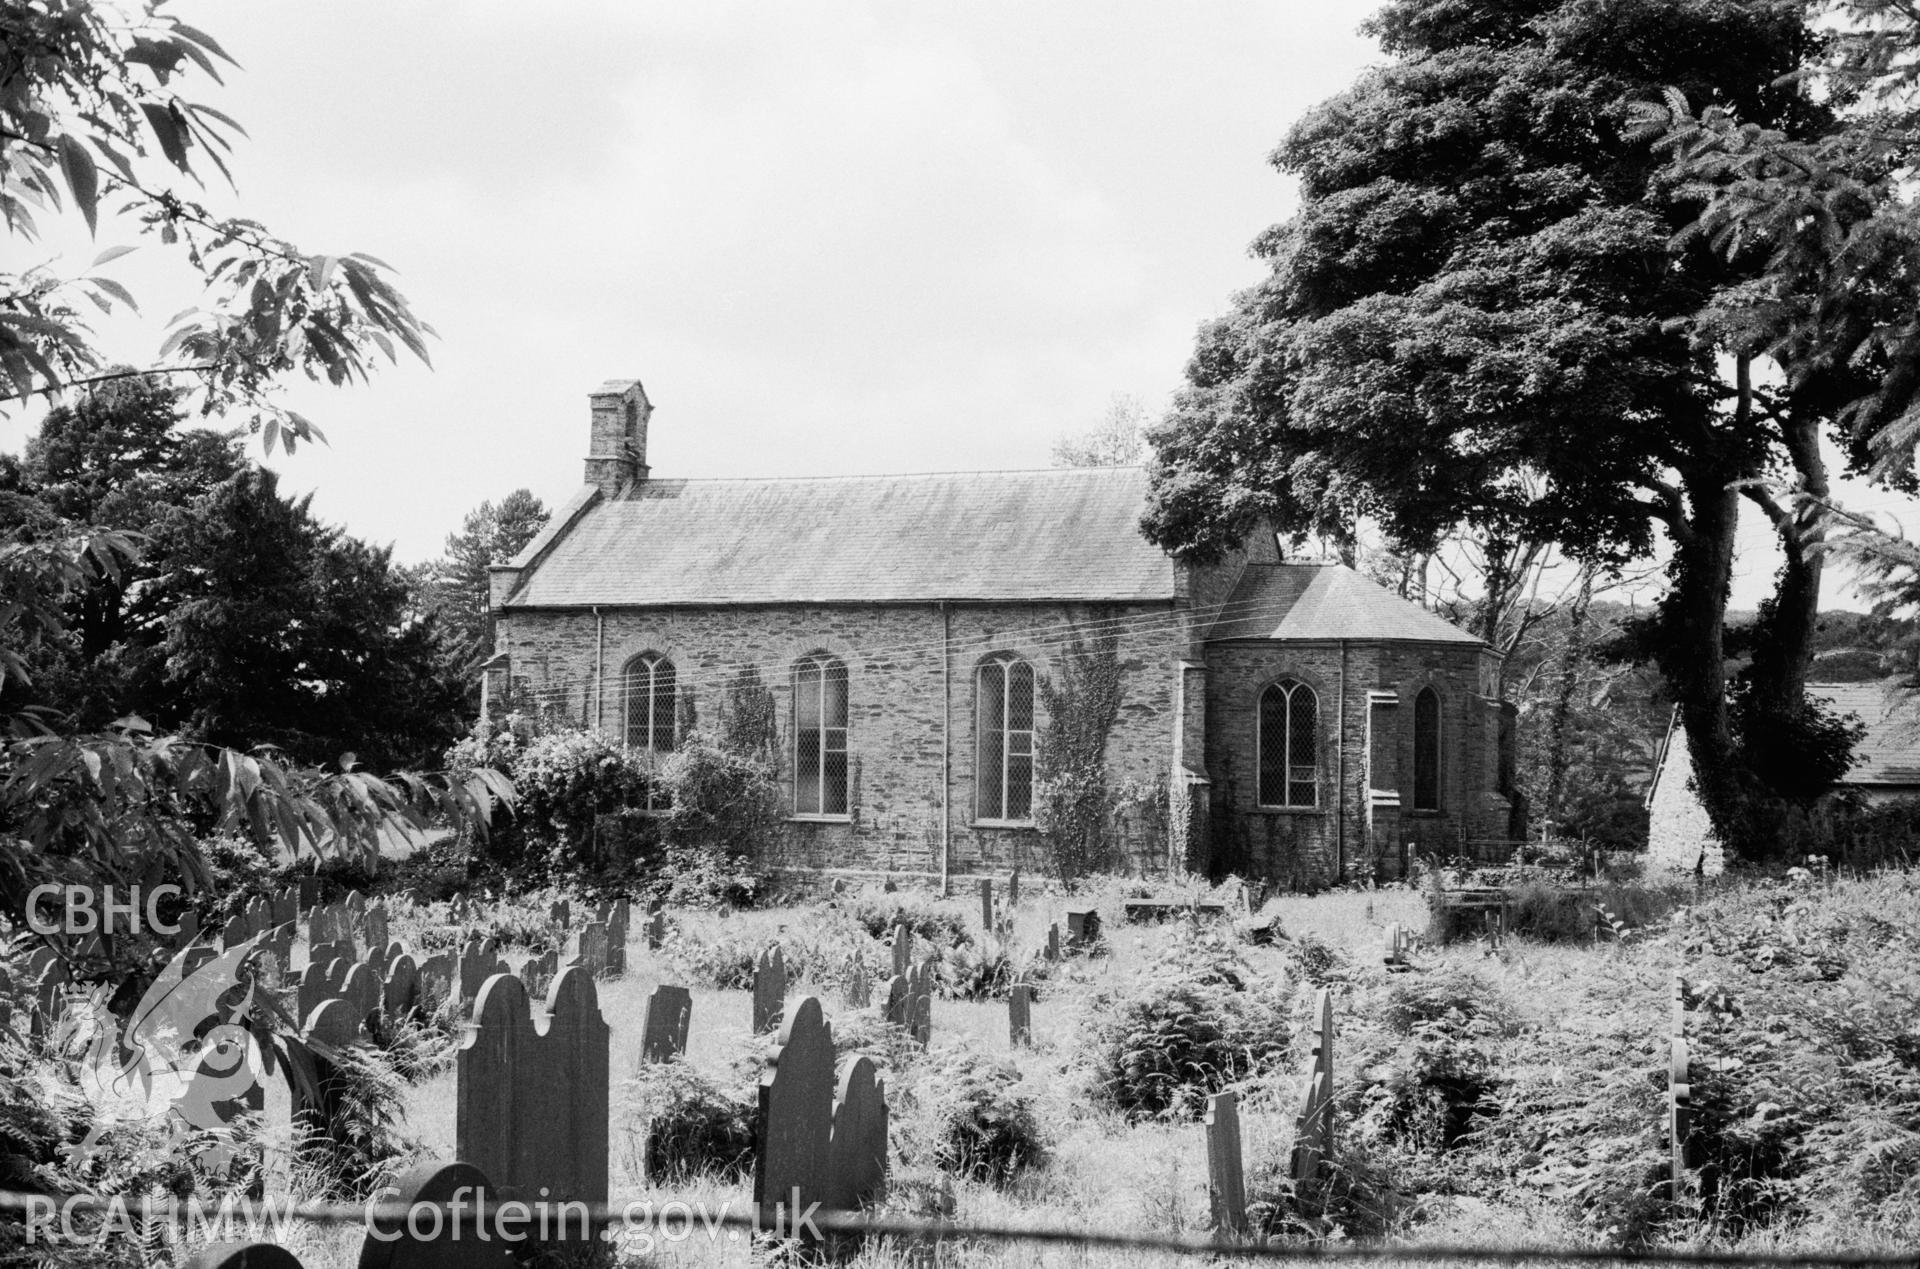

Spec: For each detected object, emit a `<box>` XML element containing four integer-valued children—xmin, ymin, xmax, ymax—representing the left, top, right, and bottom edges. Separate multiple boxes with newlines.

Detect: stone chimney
<box><xmin>584</xmin><ymin>379</ymin><xmax>651</xmax><ymax>496</ymax></box>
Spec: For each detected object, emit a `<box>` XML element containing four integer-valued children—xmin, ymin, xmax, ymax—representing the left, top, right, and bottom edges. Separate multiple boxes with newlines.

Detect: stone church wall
<box><xmin>495</xmin><ymin>601</ymin><xmax>1182</xmax><ymax>874</ymax></box>
<box><xmin>1202</xmin><ymin>640</ymin><xmax>1503</xmax><ymax>887</ymax></box>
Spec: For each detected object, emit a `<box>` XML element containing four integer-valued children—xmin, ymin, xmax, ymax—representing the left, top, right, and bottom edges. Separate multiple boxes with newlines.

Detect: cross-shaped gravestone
<box><xmin>457</xmin><ymin>967</ymin><xmax>611</xmax><ymax>1207</ymax></box>
<box><xmin>641</xmin><ymin>984</ymin><xmax>693</xmax><ymax>1063</ymax></box>
<box><xmin>752</xmin><ymin>945</ymin><xmax>787</xmax><ymax>1034</ymax></box>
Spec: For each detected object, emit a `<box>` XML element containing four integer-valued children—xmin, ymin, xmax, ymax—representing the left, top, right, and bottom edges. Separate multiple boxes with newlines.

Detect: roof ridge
<box><xmin>626</xmin><ymin>466</ymin><xmax>1145</xmax><ymax>487</ymax></box>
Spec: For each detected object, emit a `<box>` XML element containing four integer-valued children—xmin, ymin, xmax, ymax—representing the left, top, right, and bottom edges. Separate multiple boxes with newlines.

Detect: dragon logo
<box><xmin>57</xmin><ymin>932</ymin><xmax>277</xmax><ymax>1174</ymax></box>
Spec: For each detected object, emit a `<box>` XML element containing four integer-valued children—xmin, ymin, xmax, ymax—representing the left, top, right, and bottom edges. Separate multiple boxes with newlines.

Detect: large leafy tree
<box><xmin>0</xmin><ymin>0</ymin><xmax>502</xmax><ymax>968</ymax></box>
<box><xmin>1144</xmin><ymin>0</ymin><xmax>1866</xmax><ymax>859</ymax></box>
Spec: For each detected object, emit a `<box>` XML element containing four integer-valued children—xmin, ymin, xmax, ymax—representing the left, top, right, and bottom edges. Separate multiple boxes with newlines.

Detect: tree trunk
<box><xmin>1543</xmin><ymin>564</ymin><xmax>1595</xmax><ymax>821</ymax></box>
<box><xmin>1666</xmin><ymin>468</ymin><xmax>1749</xmax><ymax>849</ymax></box>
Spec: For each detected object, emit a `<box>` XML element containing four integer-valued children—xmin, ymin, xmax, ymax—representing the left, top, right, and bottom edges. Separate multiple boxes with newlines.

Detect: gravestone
<box><xmin>1008</xmin><ymin>982</ymin><xmax>1032</xmax><ymax>1047</ymax></box>
<box><xmin>548</xmin><ymin>899</ymin><xmax>570</xmax><ymax>928</ymax></box>
<box><xmin>845</xmin><ymin>958</ymin><xmax>870</xmax><ymax>1008</ymax></box>
<box><xmin>755</xmin><ymin>996</ymin><xmax>837</xmax><ymax>1227</ymax></box>
<box><xmin>597</xmin><ymin>898</ymin><xmax>630</xmax><ymax>976</ymax></box>
<box><xmin>0</xmin><ymin>966</ymin><xmax>11</xmax><ymax>1032</ymax></box>
<box><xmin>890</xmin><ymin>923</ymin><xmax>911</xmax><ymax>976</ymax></box>
<box><xmin>294</xmin><ymin>996</ymin><xmax>371</xmax><ymax>1177</ymax></box>
<box><xmin>1044</xmin><ymin>923</ymin><xmax>1061</xmax><ymax>961</ymax></box>
<box><xmin>358</xmin><ymin>1160</ymin><xmax>527</xmax><ymax>1269</ymax></box>
<box><xmin>417</xmin><ymin>953</ymin><xmax>456</xmax><ymax>1012</ymax></box>
<box><xmin>883</xmin><ymin>974</ymin><xmax>909</xmax><ymax>1031</ymax></box>
<box><xmin>362</xmin><ymin>902</ymin><xmax>389</xmax><ymax>952</ymax></box>
<box><xmin>979</xmin><ymin>878</ymin><xmax>994</xmax><ymax>931</ymax></box>
<box><xmin>185</xmin><ymin>1242</ymin><xmax>305</xmax><ymax>1269</ymax></box>
<box><xmin>571</xmin><ymin>922</ymin><xmax>611</xmax><ymax>977</ymax></box>
<box><xmin>460</xmin><ymin>939</ymin><xmax>509</xmax><ymax>1003</ymax></box>
<box><xmin>383</xmin><ymin>955</ymin><xmax>420</xmax><ymax>1022</ymax></box>
<box><xmin>222</xmin><ymin>913</ymin><xmax>249</xmax><ymax>950</ymax></box>
<box><xmin>1671</xmin><ymin>974</ymin><xmax>1691</xmax><ymax>1191</ymax></box>
<box><xmin>270</xmin><ymin>889</ymin><xmax>297</xmax><ymax>930</ymax></box>
<box><xmin>1065</xmin><ymin>906</ymin><xmax>1100</xmax><ymax>949</ymax></box>
<box><xmin>645</xmin><ymin>900</ymin><xmax>666</xmax><ymax>951</ymax></box>
<box><xmin>1009</xmin><ymin>867</ymin><xmax>1020</xmax><ymax>908</ymax></box>
<box><xmin>641</xmin><ymin>984</ymin><xmax>693</xmax><ymax>1063</ymax></box>
<box><xmin>308</xmin><ymin>940</ymin><xmax>354</xmax><ymax>971</ymax></box>
<box><xmin>518</xmin><ymin>949</ymin><xmax>558</xmax><ymax>999</ymax></box>
<box><xmin>1205</xmin><ymin>1091</ymin><xmax>1249</xmax><ymax>1241</ymax></box>
<box><xmin>907</xmin><ymin>959</ymin><xmax>933</xmax><ymax>1046</ymax></box>
<box><xmin>1383</xmin><ymin>923</ymin><xmax>1410</xmax><ymax>971</ymax></box>
<box><xmin>1290</xmin><ymin>987</ymin><xmax>1336</xmax><ymax>1185</ymax></box>
<box><xmin>824</xmin><ymin>1055</ymin><xmax>889</xmax><ymax>1212</ymax></box>
<box><xmin>753</xmin><ymin>945</ymin><xmax>787</xmax><ymax>1033</ymax></box>
<box><xmin>294</xmin><ymin>878</ymin><xmax>318</xmax><ymax>908</ymax></box>
<box><xmin>457</xmin><ymin>967</ymin><xmax>611</xmax><ymax>1207</ymax></box>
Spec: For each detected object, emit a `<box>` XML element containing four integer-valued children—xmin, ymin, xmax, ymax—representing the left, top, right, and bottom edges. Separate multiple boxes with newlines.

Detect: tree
<box><xmin>1</xmin><ymin>0</ymin><xmax>430</xmax><ymax>441</ymax></box>
<box><xmin>0</xmin><ymin>1</ymin><xmax>500</xmax><ymax>963</ymax></box>
<box><xmin>1143</xmin><ymin>0</ymin><xmax>1862</xmax><ymax>860</ymax></box>
<box><xmin>159</xmin><ymin>468</ymin><xmax>466</xmax><ymax>769</ymax></box>
<box><xmin>426</xmin><ymin>490</ymin><xmax>549</xmax><ymax>668</ymax></box>
<box><xmin>1051</xmin><ymin>395</ymin><xmax>1148</xmax><ymax>467</ymax></box>
<box><xmin>0</xmin><ymin>373</ymin><xmax>244</xmax><ymax>727</ymax></box>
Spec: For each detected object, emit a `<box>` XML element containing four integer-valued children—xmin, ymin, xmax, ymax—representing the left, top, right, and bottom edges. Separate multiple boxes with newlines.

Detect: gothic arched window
<box><xmin>1258</xmin><ymin>678</ymin><xmax>1319</xmax><ymax>808</ymax></box>
<box><xmin>1413</xmin><ymin>686</ymin><xmax>1441</xmax><ymax>812</ymax></box>
<box><xmin>976</xmin><ymin>656</ymin><xmax>1036</xmax><ymax>822</ymax></box>
<box><xmin>793</xmin><ymin>653</ymin><xmax>850</xmax><ymax>817</ymax></box>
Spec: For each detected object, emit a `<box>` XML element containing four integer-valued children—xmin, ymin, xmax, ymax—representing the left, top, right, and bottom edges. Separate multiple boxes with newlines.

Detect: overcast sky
<box><xmin>6</xmin><ymin>0</ymin><xmax>1914</xmax><ymax>611</ymax></box>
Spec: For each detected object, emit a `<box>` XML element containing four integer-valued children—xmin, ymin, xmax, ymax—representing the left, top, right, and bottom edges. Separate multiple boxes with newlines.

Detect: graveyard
<box><xmin>7</xmin><ymin>863</ymin><xmax>1919</xmax><ymax>1267</ymax></box>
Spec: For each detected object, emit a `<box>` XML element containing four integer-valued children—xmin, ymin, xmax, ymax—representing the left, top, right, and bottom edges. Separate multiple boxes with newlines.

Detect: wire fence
<box><xmin>1</xmin><ymin>1190</ymin><xmax>1915</xmax><ymax>1267</ymax></box>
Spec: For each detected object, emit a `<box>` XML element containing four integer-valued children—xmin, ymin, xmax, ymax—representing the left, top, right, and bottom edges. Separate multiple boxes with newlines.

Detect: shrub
<box><xmin>1381</xmin><ymin>967</ymin><xmax>1514</xmax><ymax>1036</ymax></box>
<box><xmin>844</xmin><ymin>893</ymin><xmax>971</xmax><ymax>949</ymax></box>
<box><xmin>1284</xmin><ymin>932</ymin><xmax>1352</xmax><ymax>986</ymax></box>
<box><xmin>446</xmin><ymin>716</ymin><xmax>661</xmax><ymax>874</ymax></box>
<box><xmin>620</xmin><ymin>1059</ymin><xmax>755</xmax><ymax>1184</ymax></box>
<box><xmin>902</xmin><ymin>1045</ymin><xmax>1047</xmax><ymax>1185</ymax></box>
<box><xmin>1083</xmin><ymin>926</ymin><xmax>1291</xmax><ymax>1121</ymax></box>
<box><xmin>661</xmin><ymin>732</ymin><xmax>784</xmax><ymax>862</ymax></box>
<box><xmin>1355</xmin><ymin>1015</ymin><xmax>1501</xmax><ymax>1151</ymax></box>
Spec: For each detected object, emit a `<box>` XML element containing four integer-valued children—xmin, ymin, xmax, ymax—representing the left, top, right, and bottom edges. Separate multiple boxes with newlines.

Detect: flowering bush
<box><xmin>446</xmin><ymin>715</ymin><xmax>659</xmax><ymax>873</ymax></box>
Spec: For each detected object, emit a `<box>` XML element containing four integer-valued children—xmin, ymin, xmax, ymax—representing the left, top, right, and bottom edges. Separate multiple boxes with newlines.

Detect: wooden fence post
<box><xmin>1205</xmin><ymin>1090</ymin><xmax>1249</xmax><ymax>1242</ymax></box>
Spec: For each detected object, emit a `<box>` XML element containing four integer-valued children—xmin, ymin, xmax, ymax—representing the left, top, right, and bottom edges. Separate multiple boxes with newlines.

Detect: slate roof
<box><xmin>500</xmin><ymin>467</ymin><xmax>1177</xmax><ymax>606</ymax></box>
<box><xmin>1207</xmin><ymin>563</ymin><xmax>1485</xmax><ymax>645</ymax></box>
<box><xmin>1809</xmin><ymin>681</ymin><xmax>1920</xmax><ymax>788</ymax></box>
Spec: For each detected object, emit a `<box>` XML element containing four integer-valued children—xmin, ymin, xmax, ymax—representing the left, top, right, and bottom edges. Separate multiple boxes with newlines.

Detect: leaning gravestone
<box><xmin>641</xmin><ymin>984</ymin><xmax>693</xmax><ymax>1063</ymax></box>
<box><xmin>753</xmin><ymin>945</ymin><xmax>787</xmax><ymax>1034</ymax></box>
<box><xmin>457</xmin><ymin>967</ymin><xmax>611</xmax><ymax>1208</ymax></box>
<box><xmin>890</xmin><ymin>924</ymin><xmax>912</xmax><ymax>976</ymax></box>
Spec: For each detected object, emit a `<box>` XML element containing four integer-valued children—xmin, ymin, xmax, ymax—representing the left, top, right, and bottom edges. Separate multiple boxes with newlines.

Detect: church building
<box><xmin>485</xmin><ymin>379</ymin><xmax>1517</xmax><ymax>887</ymax></box>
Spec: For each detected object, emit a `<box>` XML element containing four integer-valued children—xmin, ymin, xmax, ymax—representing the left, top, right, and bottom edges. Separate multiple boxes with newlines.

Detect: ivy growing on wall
<box><xmin>1033</xmin><ymin>632</ymin><xmax>1124</xmax><ymax>883</ymax></box>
